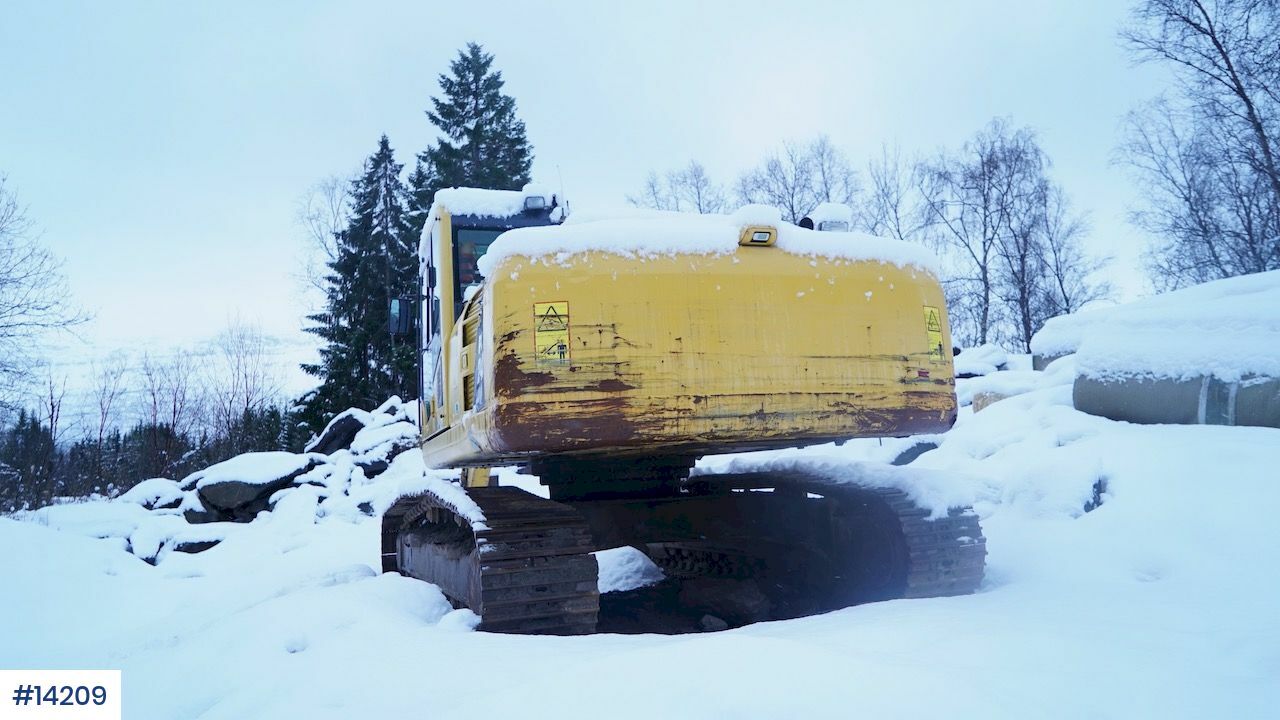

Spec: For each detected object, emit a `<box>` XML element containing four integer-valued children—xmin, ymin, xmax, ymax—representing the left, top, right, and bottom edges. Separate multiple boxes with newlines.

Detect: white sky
<box><xmin>1</xmin><ymin>1</ymin><xmax>1169</xmax><ymax>399</ymax></box>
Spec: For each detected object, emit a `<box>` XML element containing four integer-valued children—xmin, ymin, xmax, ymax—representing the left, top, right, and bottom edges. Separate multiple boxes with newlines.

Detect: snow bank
<box><xmin>476</xmin><ymin>204</ymin><xmax>943</xmax><ymax>278</ymax></box>
<box><xmin>954</xmin><ymin>343</ymin><xmax>1008</xmax><ymax>377</ymax></box>
<box><xmin>1031</xmin><ymin>270</ymin><xmax>1280</xmax><ymax>381</ymax></box>
<box><xmin>956</xmin><ymin>356</ymin><xmax>1078</xmax><ymax>407</ymax></box>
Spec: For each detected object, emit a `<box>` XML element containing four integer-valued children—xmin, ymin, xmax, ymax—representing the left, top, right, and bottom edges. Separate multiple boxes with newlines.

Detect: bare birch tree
<box><xmin>628</xmin><ymin>161</ymin><xmax>727</xmax><ymax>214</ymax></box>
<box><xmin>90</xmin><ymin>354</ymin><xmax>129</xmax><ymax>449</ymax></box>
<box><xmin>920</xmin><ymin>119</ymin><xmax>1107</xmax><ymax>349</ymax></box>
<box><xmin>1121</xmin><ymin>0</ymin><xmax>1280</xmax><ymax>288</ymax></box>
<box><xmin>1037</xmin><ymin>186</ymin><xmax>1111</xmax><ymax>316</ymax></box>
<box><xmin>0</xmin><ymin>177</ymin><xmax>83</xmax><ymax>409</ymax></box>
<box><xmin>297</xmin><ymin>175</ymin><xmax>353</xmax><ymax>298</ymax></box>
<box><xmin>736</xmin><ymin>136</ymin><xmax>860</xmax><ymax>222</ymax></box>
<box><xmin>205</xmin><ymin>321</ymin><xmax>282</xmax><ymax>441</ymax></box>
<box><xmin>137</xmin><ymin>351</ymin><xmax>202</xmax><ymax>477</ymax></box>
<box><xmin>862</xmin><ymin>144</ymin><xmax>928</xmax><ymax>243</ymax></box>
<box><xmin>917</xmin><ymin>120</ymin><xmax>1032</xmax><ymax>345</ymax></box>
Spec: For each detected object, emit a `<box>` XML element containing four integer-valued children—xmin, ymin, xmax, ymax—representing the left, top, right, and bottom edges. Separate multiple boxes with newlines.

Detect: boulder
<box><xmin>972</xmin><ymin>391</ymin><xmax>1011</xmax><ymax>413</ymax></box>
<box><xmin>182</xmin><ymin>507</ymin><xmax>223</xmax><ymax>525</ymax></box>
<box><xmin>171</xmin><ymin>539</ymin><xmax>220</xmax><ymax>555</ymax></box>
<box><xmin>305</xmin><ymin>411</ymin><xmax>367</xmax><ymax>455</ymax></box>
<box><xmin>891</xmin><ymin>440</ymin><xmax>938</xmax><ymax>466</ymax></box>
<box><xmin>194</xmin><ymin>452</ymin><xmax>322</xmax><ymax>515</ymax></box>
<box><xmin>354</xmin><ymin>436</ymin><xmax>418</xmax><ymax>479</ymax></box>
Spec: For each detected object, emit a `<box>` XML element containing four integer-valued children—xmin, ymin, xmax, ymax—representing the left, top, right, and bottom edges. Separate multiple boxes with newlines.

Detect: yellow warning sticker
<box><xmin>534</xmin><ymin>301</ymin><xmax>570</xmax><ymax>366</ymax></box>
<box><xmin>923</xmin><ymin>305</ymin><xmax>944</xmax><ymax>362</ymax></box>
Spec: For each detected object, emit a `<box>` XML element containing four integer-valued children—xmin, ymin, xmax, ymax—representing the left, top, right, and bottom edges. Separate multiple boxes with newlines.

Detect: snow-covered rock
<box><xmin>190</xmin><ymin>452</ymin><xmax>323</xmax><ymax>514</ymax></box>
<box><xmin>118</xmin><ymin>478</ymin><xmax>185</xmax><ymax>510</ymax></box>
<box><xmin>954</xmin><ymin>343</ymin><xmax>1009</xmax><ymax>378</ymax></box>
<box><xmin>306</xmin><ymin>396</ymin><xmax>415</xmax><ymax>455</ymax></box>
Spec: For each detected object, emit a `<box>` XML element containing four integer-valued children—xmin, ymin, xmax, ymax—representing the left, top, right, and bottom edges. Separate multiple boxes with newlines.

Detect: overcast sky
<box><xmin>2</xmin><ymin>1</ymin><xmax>1169</xmax><ymax>392</ymax></box>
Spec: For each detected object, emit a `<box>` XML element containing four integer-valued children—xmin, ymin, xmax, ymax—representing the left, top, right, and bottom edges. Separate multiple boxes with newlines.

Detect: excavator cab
<box><xmin>417</xmin><ymin>187</ymin><xmax>565</xmax><ymax>437</ymax></box>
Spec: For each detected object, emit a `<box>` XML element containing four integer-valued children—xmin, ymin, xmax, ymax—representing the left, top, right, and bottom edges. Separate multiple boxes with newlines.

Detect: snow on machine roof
<box><xmin>469</xmin><ymin>203</ymin><xmax>943</xmax><ymax>278</ymax></box>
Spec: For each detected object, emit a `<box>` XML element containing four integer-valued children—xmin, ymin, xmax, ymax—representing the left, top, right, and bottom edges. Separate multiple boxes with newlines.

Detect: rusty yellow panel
<box><xmin>424</xmin><ymin>243</ymin><xmax>956</xmax><ymax>469</ymax></box>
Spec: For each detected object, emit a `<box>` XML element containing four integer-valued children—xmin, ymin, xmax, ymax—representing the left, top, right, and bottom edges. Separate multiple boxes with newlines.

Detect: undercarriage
<box><xmin>381</xmin><ymin>461</ymin><xmax>986</xmax><ymax>634</ymax></box>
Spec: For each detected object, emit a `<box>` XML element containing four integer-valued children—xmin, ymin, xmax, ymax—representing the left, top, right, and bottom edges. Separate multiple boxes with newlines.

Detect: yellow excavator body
<box><xmin>422</xmin><ymin>207</ymin><xmax>956</xmax><ymax>469</ymax></box>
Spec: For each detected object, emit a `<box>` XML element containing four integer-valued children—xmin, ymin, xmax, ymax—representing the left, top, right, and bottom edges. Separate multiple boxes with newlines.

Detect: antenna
<box><xmin>557</xmin><ymin>164</ymin><xmax>569</xmax><ymax>216</ymax></box>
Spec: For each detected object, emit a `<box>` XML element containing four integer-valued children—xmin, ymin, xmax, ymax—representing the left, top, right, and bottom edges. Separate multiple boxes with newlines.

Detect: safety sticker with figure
<box><xmin>534</xmin><ymin>301</ymin><xmax>570</xmax><ymax>366</ymax></box>
<box><xmin>923</xmin><ymin>305</ymin><xmax>944</xmax><ymax>362</ymax></box>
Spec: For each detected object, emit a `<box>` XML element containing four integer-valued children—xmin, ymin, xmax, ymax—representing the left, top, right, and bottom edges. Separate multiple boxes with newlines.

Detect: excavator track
<box><xmin>382</xmin><ymin>485</ymin><xmax>599</xmax><ymax>635</ymax></box>
<box><xmin>679</xmin><ymin>471</ymin><xmax>986</xmax><ymax>604</ymax></box>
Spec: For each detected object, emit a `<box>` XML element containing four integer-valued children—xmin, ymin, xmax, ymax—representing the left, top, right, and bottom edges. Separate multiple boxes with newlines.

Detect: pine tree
<box><xmin>409</xmin><ymin>43</ymin><xmax>534</xmax><ymax>232</ymax></box>
<box><xmin>0</xmin><ymin>409</ymin><xmax>58</xmax><ymax>510</ymax></box>
<box><xmin>300</xmin><ymin>135</ymin><xmax>417</xmax><ymax>433</ymax></box>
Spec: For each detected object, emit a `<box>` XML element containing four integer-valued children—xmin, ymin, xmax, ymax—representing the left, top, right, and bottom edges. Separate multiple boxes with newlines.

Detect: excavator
<box><xmin>381</xmin><ymin>186</ymin><xmax>985</xmax><ymax>634</ymax></box>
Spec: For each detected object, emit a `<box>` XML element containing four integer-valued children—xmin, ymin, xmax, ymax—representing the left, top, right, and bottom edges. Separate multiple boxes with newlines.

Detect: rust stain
<box><xmin>588</xmin><ymin>378</ymin><xmax>635</xmax><ymax>392</ymax></box>
<box><xmin>493</xmin><ymin>396</ymin><xmax>640</xmax><ymax>453</ymax></box>
<box><xmin>493</xmin><ymin>351</ymin><xmax>555</xmax><ymax>395</ymax></box>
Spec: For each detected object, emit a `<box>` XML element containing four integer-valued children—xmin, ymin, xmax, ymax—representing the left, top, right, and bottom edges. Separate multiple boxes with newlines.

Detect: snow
<box><xmin>427</xmin><ymin>183</ymin><xmax>558</xmax><ymax>222</ymax></box>
<box><xmin>432</xmin><ymin>187</ymin><xmax>528</xmax><ymax>218</ymax></box>
<box><xmin>954</xmin><ymin>343</ymin><xmax>1008</xmax><ymax>376</ymax></box>
<box><xmin>594</xmin><ymin>546</ymin><xmax>665</xmax><ymax>593</ymax></box>
<box><xmin>475</xmin><ymin>204</ymin><xmax>944</xmax><ymax>278</ymax></box>
<box><xmin>4</xmin><ymin>349</ymin><xmax>1280</xmax><ymax>716</ymax></box>
<box><xmin>805</xmin><ymin>202</ymin><xmax>853</xmax><ymax>227</ymax></box>
<box><xmin>1030</xmin><ymin>270</ymin><xmax>1280</xmax><ymax>381</ymax></box>
<box><xmin>349</xmin><ymin>420</ymin><xmax>417</xmax><ymax>457</ymax></box>
<box><xmin>694</xmin><ymin>456</ymin><xmax>986</xmax><ymax>520</ymax></box>
<box><xmin>188</xmin><ymin>452</ymin><xmax>318</xmax><ymax>490</ymax></box>
<box><xmin>118</xmin><ymin>477</ymin><xmax>184</xmax><ymax>508</ymax></box>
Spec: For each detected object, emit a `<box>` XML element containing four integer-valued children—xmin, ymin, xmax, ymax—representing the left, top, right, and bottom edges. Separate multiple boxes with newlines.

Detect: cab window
<box><xmin>454</xmin><ymin>228</ymin><xmax>504</xmax><ymax>300</ymax></box>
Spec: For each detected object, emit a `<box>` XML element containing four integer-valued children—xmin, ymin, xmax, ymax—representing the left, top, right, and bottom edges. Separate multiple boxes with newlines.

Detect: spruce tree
<box><xmin>301</xmin><ymin>135</ymin><xmax>417</xmax><ymax>432</ymax></box>
<box><xmin>410</xmin><ymin>43</ymin><xmax>534</xmax><ymax>231</ymax></box>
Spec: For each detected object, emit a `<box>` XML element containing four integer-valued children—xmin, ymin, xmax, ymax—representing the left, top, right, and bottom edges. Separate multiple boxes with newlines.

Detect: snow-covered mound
<box><xmin>3</xmin><ymin>371</ymin><xmax>1279</xmax><ymax>717</ymax></box>
<box><xmin>476</xmin><ymin>204</ymin><xmax>943</xmax><ymax>278</ymax></box>
<box><xmin>26</xmin><ymin>398</ymin><xmax>425</xmax><ymax>564</ymax></box>
<box><xmin>1031</xmin><ymin>270</ymin><xmax>1280</xmax><ymax>381</ymax></box>
<box><xmin>804</xmin><ymin>202</ymin><xmax>854</xmax><ymax>229</ymax></box>
<box><xmin>595</xmin><ymin>546</ymin><xmax>665</xmax><ymax>594</ymax></box>
<box><xmin>954</xmin><ymin>343</ymin><xmax>1009</xmax><ymax>378</ymax></box>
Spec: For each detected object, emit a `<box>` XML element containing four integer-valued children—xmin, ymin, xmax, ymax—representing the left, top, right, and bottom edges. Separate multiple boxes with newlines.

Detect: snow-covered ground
<box><xmin>3</xmin><ymin>368</ymin><xmax>1279</xmax><ymax>718</ymax></box>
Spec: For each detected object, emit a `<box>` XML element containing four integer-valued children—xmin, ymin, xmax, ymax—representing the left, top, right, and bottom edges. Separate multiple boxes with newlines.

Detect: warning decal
<box><xmin>923</xmin><ymin>305</ymin><xmax>944</xmax><ymax>362</ymax></box>
<box><xmin>534</xmin><ymin>301</ymin><xmax>570</xmax><ymax>366</ymax></box>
